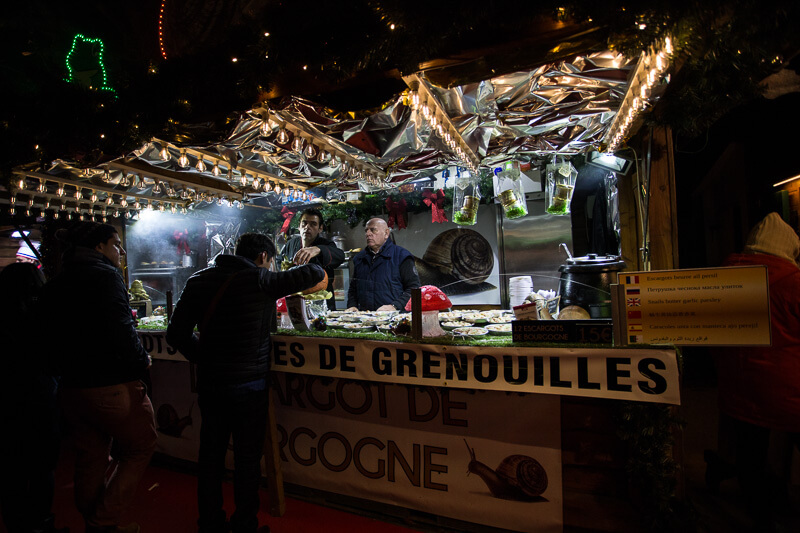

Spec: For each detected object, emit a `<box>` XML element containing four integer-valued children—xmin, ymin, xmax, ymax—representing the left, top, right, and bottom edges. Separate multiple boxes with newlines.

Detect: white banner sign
<box><xmin>272</xmin><ymin>336</ymin><xmax>680</xmax><ymax>405</ymax></box>
<box><xmin>138</xmin><ymin>331</ymin><xmax>680</xmax><ymax>404</ymax></box>
<box><xmin>272</xmin><ymin>373</ymin><xmax>563</xmax><ymax>533</ymax></box>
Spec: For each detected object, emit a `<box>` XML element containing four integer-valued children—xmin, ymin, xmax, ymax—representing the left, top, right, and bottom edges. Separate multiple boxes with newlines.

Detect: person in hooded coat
<box><xmin>708</xmin><ymin>212</ymin><xmax>800</xmax><ymax>525</ymax></box>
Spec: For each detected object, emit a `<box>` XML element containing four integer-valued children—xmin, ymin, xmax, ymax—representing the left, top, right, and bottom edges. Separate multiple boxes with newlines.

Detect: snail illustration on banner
<box><xmin>157</xmin><ymin>402</ymin><xmax>194</xmax><ymax>438</ymax></box>
<box><xmin>464</xmin><ymin>439</ymin><xmax>549</xmax><ymax>502</ymax></box>
<box><xmin>414</xmin><ymin>228</ymin><xmax>497</xmax><ymax>296</ymax></box>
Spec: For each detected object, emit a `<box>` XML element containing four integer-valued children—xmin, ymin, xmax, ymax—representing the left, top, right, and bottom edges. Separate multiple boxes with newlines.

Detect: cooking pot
<box><xmin>557</xmin><ymin>253</ymin><xmax>626</xmax><ymax>318</ymax></box>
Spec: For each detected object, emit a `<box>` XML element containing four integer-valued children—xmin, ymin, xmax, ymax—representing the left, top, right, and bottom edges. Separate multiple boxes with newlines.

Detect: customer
<box><xmin>709</xmin><ymin>212</ymin><xmax>800</xmax><ymax>527</ymax></box>
<box><xmin>0</xmin><ymin>263</ymin><xmax>67</xmax><ymax>533</ymax></box>
<box><xmin>42</xmin><ymin>222</ymin><xmax>156</xmax><ymax>533</ymax></box>
<box><xmin>346</xmin><ymin>217</ymin><xmax>420</xmax><ymax>311</ymax></box>
<box><xmin>280</xmin><ymin>208</ymin><xmax>345</xmax><ymax>310</ymax></box>
<box><xmin>167</xmin><ymin>232</ymin><xmax>325</xmax><ymax>533</ymax></box>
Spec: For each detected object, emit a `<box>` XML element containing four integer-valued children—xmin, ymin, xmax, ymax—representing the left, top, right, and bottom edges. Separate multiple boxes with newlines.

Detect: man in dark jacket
<box><xmin>346</xmin><ymin>217</ymin><xmax>420</xmax><ymax>311</ymax></box>
<box><xmin>43</xmin><ymin>222</ymin><xmax>156</xmax><ymax>533</ymax></box>
<box><xmin>167</xmin><ymin>232</ymin><xmax>324</xmax><ymax>533</ymax></box>
<box><xmin>279</xmin><ymin>208</ymin><xmax>344</xmax><ymax>310</ymax></box>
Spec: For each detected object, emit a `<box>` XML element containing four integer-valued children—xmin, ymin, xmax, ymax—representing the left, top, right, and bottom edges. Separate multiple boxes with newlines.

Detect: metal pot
<box><xmin>557</xmin><ymin>253</ymin><xmax>626</xmax><ymax>318</ymax></box>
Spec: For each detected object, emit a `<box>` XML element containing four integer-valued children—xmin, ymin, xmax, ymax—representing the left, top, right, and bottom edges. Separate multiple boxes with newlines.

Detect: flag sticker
<box><xmin>627</xmin><ymin>310</ymin><xmax>642</xmax><ymax>320</ymax></box>
<box><xmin>628</xmin><ymin>335</ymin><xmax>643</xmax><ymax>343</ymax></box>
<box><xmin>626</xmin><ymin>287</ymin><xmax>640</xmax><ymax>295</ymax></box>
<box><xmin>626</xmin><ymin>297</ymin><xmax>641</xmax><ymax>307</ymax></box>
<box><xmin>628</xmin><ymin>324</ymin><xmax>643</xmax><ymax>332</ymax></box>
<box><xmin>625</xmin><ymin>275</ymin><xmax>640</xmax><ymax>284</ymax></box>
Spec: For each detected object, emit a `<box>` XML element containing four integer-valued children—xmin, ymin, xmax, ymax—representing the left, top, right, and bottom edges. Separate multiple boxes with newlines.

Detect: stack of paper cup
<box><xmin>509</xmin><ymin>276</ymin><xmax>534</xmax><ymax>308</ymax></box>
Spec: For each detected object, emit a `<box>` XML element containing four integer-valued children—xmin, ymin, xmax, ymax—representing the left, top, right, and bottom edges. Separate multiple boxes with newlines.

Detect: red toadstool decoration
<box><xmin>405</xmin><ymin>285</ymin><xmax>452</xmax><ymax>337</ymax></box>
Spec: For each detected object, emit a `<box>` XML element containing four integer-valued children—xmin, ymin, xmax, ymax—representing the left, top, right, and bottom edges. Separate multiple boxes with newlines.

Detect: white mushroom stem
<box><xmin>421</xmin><ymin>310</ymin><xmax>446</xmax><ymax>337</ymax></box>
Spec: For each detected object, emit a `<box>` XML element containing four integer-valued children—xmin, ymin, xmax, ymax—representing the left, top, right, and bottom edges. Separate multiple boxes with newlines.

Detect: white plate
<box><xmin>452</xmin><ymin>327</ymin><xmax>489</xmax><ymax>336</ymax></box>
<box><xmin>485</xmin><ymin>324</ymin><xmax>513</xmax><ymax>335</ymax></box>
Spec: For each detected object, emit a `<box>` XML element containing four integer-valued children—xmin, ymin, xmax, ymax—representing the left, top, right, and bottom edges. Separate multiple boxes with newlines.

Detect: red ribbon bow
<box><xmin>385</xmin><ymin>197</ymin><xmax>407</xmax><ymax>230</ymax></box>
<box><xmin>422</xmin><ymin>189</ymin><xmax>448</xmax><ymax>223</ymax></box>
<box><xmin>173</xmin><ymin>229</ymin><xmax>191</xmax><ymax>255</ymax></box>
<box><xmin>280</xmin><ymin>207</ymin><xmax>297</xmax><ymax>235</ymax></box>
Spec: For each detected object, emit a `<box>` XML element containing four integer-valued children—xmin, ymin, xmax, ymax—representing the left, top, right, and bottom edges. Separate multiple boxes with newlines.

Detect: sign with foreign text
<box><xmin>616</xmin><ymin>266</ymin><xmax>771</xmax><ymax>346</ymax></box>
<box><xmin>272</xmin><ymin>373</ymin><xmax>563</xmax><ymax>533</ymax></box>
<box><xmin>138</xmin><ymin>331</ymin><xmax>680</xmax><ymax>404</ymax></box>
<box><xmin>272</xmin><ymin>336</ymin><xmax>680</xmax><ymax>405</ymax></box>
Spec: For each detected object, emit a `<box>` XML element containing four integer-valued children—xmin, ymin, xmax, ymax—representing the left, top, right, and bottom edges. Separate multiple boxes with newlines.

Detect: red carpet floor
<box><xmin>1</xmin><ymin>443</ymin><xmax>421</xmax><ymax>533</ymax></box>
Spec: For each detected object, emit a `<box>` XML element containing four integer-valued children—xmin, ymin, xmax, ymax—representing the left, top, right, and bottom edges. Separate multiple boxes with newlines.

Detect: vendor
<box><xmin>346</xmin><ymin>217</ymin><xmax>420</xmax><ymax>312</ymax></box>
<box><xmin>16</xmin><ymin>241</ymin><xmax>41</xmax><ymax>268</ymax></box>
<box><xmin>280</xmin><ymin>208</ymin><xmax>345</xmax><ymax>310</ymax></box>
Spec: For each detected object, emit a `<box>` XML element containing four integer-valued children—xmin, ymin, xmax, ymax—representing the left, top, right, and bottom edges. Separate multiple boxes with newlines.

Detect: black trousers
<box><xmin>197</xmin><ymin>380</ymin><xmax>269</xmax><ymax>533</ymax></box>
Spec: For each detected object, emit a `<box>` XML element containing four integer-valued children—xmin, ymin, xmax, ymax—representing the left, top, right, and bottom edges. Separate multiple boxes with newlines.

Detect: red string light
<box><xmin>159</xmin><ymin>0</ymin><xmax>167</xmax><ymax>59</ymax></box>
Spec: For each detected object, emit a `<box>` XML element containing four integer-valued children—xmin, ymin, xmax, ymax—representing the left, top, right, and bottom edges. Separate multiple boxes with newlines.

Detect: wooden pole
<box><xmin>410</xmin><ymin>287</ymin><xmax>422</xmax><ymax>340</ymax></box>
<box><xmin>262</xmin><ymin>388</ymin><xmax>286</xmax><ymax>516</ymax></box>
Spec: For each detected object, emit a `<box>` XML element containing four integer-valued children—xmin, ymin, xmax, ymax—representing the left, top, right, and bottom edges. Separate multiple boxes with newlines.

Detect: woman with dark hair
<box><xmin>0</xmin><ymin>263</ymin><xmax>68</xmax><ymax>533</ymax></box>
<box><xmin>42</xmin><ymin>222</ymin><xmax>157</xmax><ymax>533</ymax></box>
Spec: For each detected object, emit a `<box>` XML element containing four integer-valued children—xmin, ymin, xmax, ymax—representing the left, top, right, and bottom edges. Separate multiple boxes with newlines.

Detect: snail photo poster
<box><xmin>272</xmin><ymin>373</ymin><xmax>563</xmax><ymax>533</ymax></box>
<box><xmin>335</xmin><ymin>205</ymin><xmax>501</xmax><ymax>306</ymax></box>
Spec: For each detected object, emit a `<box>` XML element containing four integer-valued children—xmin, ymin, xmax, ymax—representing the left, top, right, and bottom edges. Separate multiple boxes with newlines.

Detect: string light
<box><xmin>90</xmin><ymin>190</ymin><xmax>98</xmax><ymax>202</ymax></box>
<box><xmin>159</xmin><ymin>145</ymin><xmax>170</xmax><ymax>161</ymax></box>
<box><xmin>16</xmin><ymin>177</ymin><xmax>26</xmax><ymax>189</ymax></box>
<box><xmin>212</xmin><ymin>162</ymin><xmax>221</xmax><ymax>176</ymax></box>
<box><xmin>64</xmin><ymin>35</ymin><xmax>116</xmax><ymax>94</ymax></box>
<box><xmin>159</xmin><ymin>0</ymin><xmax>168</xmax><ymax>60</ymax></box>
<box><xmin>196</xmin><ymin>158</ymin><xmax>207</xmax><ymax>172</ymax></box>
<box><xmin>179</xmin><ymin>149</ymin><xmax>189</xmax><ymax>168</ymax></box>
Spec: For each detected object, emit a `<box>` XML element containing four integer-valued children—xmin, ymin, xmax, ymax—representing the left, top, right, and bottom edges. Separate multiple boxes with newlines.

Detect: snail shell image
<box><xmin>157</xmin><ymin>402</ymin><xmax>194</xmax><ymax>438</ymax></box>
<box><xmin>464</xmin><ymin>439</ymin><xmax>548</xmax><ymax>501</ymax></box>
<box><xmin>414</xmin><ymin>229</ymin><xmax>496</xmax><ymax>296</ymax></box>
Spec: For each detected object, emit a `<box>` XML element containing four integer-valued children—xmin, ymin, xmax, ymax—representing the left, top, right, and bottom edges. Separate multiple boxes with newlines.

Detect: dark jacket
<box><xmin>281</xmin><ymin>234</ymin><xmax>345</xmax><ymax>310</ymax></box>
<box><xmin>166</xmin><ymin>254</ymin><xmax>324</xmax><ymax>389</ymax></box>
<box><xmin>347</xmin><ymin>239</ymin><xmax>417</xmax><ymax>311</ymax></box>
<box><xmin>41</xmin><ymin>247</ymin><xmax>150</xmax><ymax>388</ymax></box>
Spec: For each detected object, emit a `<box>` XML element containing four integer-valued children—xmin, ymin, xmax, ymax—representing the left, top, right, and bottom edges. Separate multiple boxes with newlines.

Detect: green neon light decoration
<box><xmin>65</xmin><ymin>34</ymin><xmax>116</xmax><ymax>94</ymax></box>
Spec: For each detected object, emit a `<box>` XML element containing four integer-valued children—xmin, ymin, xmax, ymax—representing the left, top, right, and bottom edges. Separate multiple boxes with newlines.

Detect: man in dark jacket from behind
<box><xmin>167</xmin><ymin>232</ymin><xmax>325</xmax><ymax>533</ymax></box>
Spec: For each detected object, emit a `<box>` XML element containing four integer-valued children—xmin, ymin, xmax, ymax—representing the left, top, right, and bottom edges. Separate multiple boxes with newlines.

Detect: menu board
<box><xmin>615</xmin><ymin>266</ymin><xmax>771</xmax><ymax>346</ymax></box>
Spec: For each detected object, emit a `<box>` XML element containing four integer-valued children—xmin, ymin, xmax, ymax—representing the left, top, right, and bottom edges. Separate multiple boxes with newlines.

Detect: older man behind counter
<box><xmin>346</xmin><ymin>217</ymin><xmax>420</xmax><ymax>312</ymax></box>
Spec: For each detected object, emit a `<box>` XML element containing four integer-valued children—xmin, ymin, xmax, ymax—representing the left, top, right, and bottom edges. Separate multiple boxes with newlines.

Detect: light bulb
<box><xmin>57</xmin><ymin>186</ymin><xmax>65</xmax><ymax>197</ymax></box>
<box><xmin>9</xmin><ymin>206</ymin><xmax>15</xmax><ymax>216</ymax></box>
<box><xmin>45</xmin><ymin>200</ymin><xmax>50</xmax><ymax>209</ymax></box>
<box><xmin>53</xmin><ymin>211</ymin><xmax>59</xmax><ymax>219</ymax></box>
<box><xmin>16</xmin><ymin>177</ymin><xmax>26</xmax><ymax>189</ymax></box>
<box><xmin>252</xmin><ymin>178</ymin><xmax>261</xmax><ymax>191</ymax></box>
<box><xmin>264</xmin><ymin>181</ymin><xmax>273</xmax><ymax>192</ymax></box>
<box><xmin>91</xmin><ymin>191</ymin><xmax>98</xmax><ymax>202</ymax></box>
<box><xmin>170</xmin><ymin>204</ymin><xmax>177</xmax><ymax>214</ymax></box>
<box><xmin>134</xmin><ymin>201</ymin><xmax>141</xmax><ymax>210</ymax></box>
<box><xmin>159</xmin><ymin>203</ymin><xmax>165</xmax><ymax>212</ymax></box>
<box><xmin>137</xmin><ymin>174</ymin><xmax>146</xmax><ymax>191</ymax></box>
<box><xmin>153</xmin><ymin>181</ymin><xmax>162</xmax><ymax>193</ymax></box>
<box><xmin>304</xmin><ymin>143</ymin><xmax>318</xmax><ymax>159</ymax></box>
<box><xmin>120</xmin><ymin>199</ymin><xmax>128</xmax><ymax>207</ymax></box>
<box><xmin>212</xmin><ymin>162</ymin><xmax>221</xmax><ymax>176</ymax></box>
<box><xmin>217</xmin><ymin>197</ymin><xmax>224</xmax><ymax>206</ymax></box>
<box><xmin>180</xmin><ymin>190</ymin><xmax>189</xmax><ymax>200</ymax></box>
<box><xmin>274</xmin><ymin>183</ymin><xmax>282</xmax><ymax>195</ymax></box>
<box><xmin>106</xmin><ymin>197</ymin><xmax>114</xmax><ymax>205</ymax></box>
<box><xmin>114</xmin><ymin>210</ymin><xmax>120</xmax><ymax>217</ymax></box>
<box><xmin>167</xmin><ymin>186</ymin><xmax>176</xmax><ymax>197</ymax></box>
<box><xmin>120</xmin><ymin>173</ymin><xmax>131</xmax><ymax>187</ymax></box>
<box><xmin>160</xmin><ymin>146</ymin><xmax>170</xmax><ymax>161</ymax></box>
<box><xmin>239</xmin><ymin>172</ymin><xmax>248</xmax><ymax>187</ymax></box>
<box><xmin>317</xmin><ymin>150</ymin><xmax>331</xmax><ymax>164</ymax></box>
<box><xmin>276</xmin><ymin>128</ymin><xmax>290</xmax><ymax>145</ymax></box>
<box><xmin>181</xmin><ymin>206</ymin><xmax>187</xmax><ymax>215</ymax></box>
<box><xmin>196</xmin><ymin>158</ymin><xmax>207</xmax><ymax>172</ymax></box>
<box><xmin>125</xmin><ymin>211</ymin><xmax>132</xmax><ymax>219</ymax></box>
<box><xmin>28</xmin><ymin>198</ymin><xmax>34</xmax><ymax>207</ymax></box>
<box><xmin>238</xmin><ymin>200</ymin><xmax>244</xmax><ymax>210</ymax></box>
<box><xmin>74</xmin><ymin>189</ymin><xmax>82</xmax><ymax>200</ymax></box>
<box><xmin>38</xmin><ymin>181</ymin><xmax>46</xmax><ymax>193</ymax></box>
<box><xmin>291</xmin><ymin>136</ymin><xmax>304</xmax><ymax>153</ymax></box>
<box><xmin>179</xmin><ymin>150</ymin><xmax>189</xmax><ymax>168</ymax></box>
<box><xmin>301</xmin><ymin>191</ymin><xmax>308</xmax><ymax>201</ymax></box>
<box><xmin>102</xmin><ymin>168</ymin><xmax>111</xmax><ymax>183</ymax></box>
<box><xmin>284</xmin><ymin>187</ymin><xmax>291</xmax><ymax>197</ymax></box>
